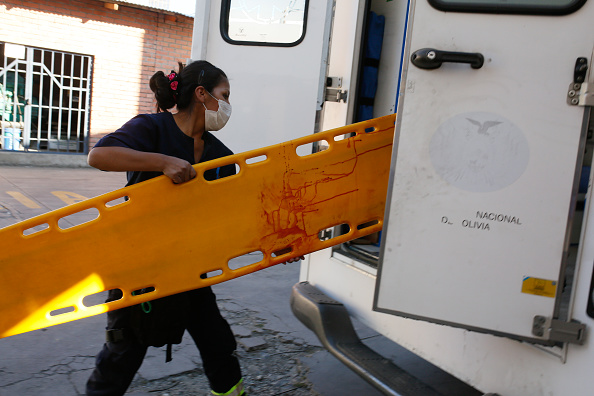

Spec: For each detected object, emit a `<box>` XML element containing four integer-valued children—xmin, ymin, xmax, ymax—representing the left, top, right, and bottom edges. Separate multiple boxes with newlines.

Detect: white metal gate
<box><xmin>0</xmin><ymin>43</ymin><xmax>92</xmax><ymax>154</ymax></box>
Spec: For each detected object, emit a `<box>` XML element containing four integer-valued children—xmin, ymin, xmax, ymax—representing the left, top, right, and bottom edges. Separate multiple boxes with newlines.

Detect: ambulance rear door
<box><xmin>192</xmin><ymin>0</ymin><xmax>364</xmax><ymax>154</ymax></box>
<box><xmin>375</xmin><ymin>0</ymin><xmax>594</xmax><ymax>345</ymax></box>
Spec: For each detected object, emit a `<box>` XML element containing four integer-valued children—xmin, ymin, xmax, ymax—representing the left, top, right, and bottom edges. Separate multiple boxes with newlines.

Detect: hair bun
<box><xmin>149</xmin><ymin>70</ymin><xmax>178</xmax><ymax>111</ymax></box>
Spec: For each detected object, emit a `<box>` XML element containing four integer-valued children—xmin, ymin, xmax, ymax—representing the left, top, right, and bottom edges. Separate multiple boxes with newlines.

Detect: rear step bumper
<box><xmin>290</xmin><ymin>281</ymin><xmax>444</xmax><ymax>396</ymax></box>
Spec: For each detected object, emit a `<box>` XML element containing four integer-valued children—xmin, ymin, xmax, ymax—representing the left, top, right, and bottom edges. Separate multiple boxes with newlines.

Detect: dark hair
<box><xmin>149</xmin><ymin>60</ymin><xmax>227</xmax><ymax>112</ymax></box>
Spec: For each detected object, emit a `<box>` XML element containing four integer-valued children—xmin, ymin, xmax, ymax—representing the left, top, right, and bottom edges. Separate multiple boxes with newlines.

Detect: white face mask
<box><xmin>203</xmin><ymin>91</ymin><xmax>232</xmax><ymax>131</ymax></box>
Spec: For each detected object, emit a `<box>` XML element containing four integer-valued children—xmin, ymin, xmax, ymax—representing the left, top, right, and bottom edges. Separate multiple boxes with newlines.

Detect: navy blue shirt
<box><xmin>94</xmin><ymin>112</ymin><xmax>235</xmax><ymax>186</ymax></box>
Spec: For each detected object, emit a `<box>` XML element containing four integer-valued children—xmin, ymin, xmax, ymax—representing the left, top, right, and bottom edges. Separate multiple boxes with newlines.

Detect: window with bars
<box><xmin>0</xmin><ymin>43</ymin><xmax>92</xmax><ymax>154</ymax></box>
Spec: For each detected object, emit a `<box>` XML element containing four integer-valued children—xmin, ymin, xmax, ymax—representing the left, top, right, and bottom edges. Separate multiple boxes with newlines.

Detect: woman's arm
<box><xmin>88</xmin><ymin>146</ymin><xmax>196</xmax><ymax>183</ymax></box>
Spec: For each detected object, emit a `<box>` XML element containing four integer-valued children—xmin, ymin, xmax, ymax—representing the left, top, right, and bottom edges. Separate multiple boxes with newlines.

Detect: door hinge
<box><xmin>326</xmin><ymin>88</ymin><xmax>348</xmax><ymax>103</ymax></box>
<box><xmin>567</xmin><ymin>57</ymin><xmax>593</xmax><ymax>107</ymax></box>
<box><xmin>325</xmin><ymin>76</ymin><xmax>348</xmax><ymax>103</ymax></box>
<box><xmin>532</xmin><ymin>315</ymin><xmax>586</xmax><ymax>345</ymax></box>
<box><xmin>568</xmin><ymin>82</ymin><xmax>594</xmax><ymax>107</ymax></box>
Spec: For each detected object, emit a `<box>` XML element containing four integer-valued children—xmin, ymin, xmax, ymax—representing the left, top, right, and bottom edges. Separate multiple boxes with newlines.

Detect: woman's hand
<box><xmin>273</xmin><ymin>247</ymin><xmax>305</xmax><ymax>264</ymax></box>
<box><xmin>284</xmin><ymin>255</ymin><xmax>305</xmax><ymax>264</ymax></box>
<box><xmin>161</xmin><ymin>156</ymin><xmax>197</xmax><ymax>184</ymax></box>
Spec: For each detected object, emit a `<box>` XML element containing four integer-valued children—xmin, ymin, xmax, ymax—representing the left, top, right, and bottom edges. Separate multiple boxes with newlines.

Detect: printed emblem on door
<box><xmin>429</xmin><ymin>112</ymin><xmax>529</xmax><ymax>193</ymax></box>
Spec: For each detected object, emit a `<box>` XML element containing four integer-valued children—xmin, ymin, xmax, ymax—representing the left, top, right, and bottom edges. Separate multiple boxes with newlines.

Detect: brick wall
<box><xmin>0</xmin><ymin>0</ymin><xmax>193</xmax><ymax>148</ymax></box>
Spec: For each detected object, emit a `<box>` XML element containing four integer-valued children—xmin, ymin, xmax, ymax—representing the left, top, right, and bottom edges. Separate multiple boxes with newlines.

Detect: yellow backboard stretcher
<box><xmin>0</xmin><ymin>114</ymin><xmax>395</xmax><ymax>338</ymax></box>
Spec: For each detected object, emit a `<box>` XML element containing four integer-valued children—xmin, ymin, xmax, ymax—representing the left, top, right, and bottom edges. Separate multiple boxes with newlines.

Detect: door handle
<box><xmin>411</xmin><ymin>48</ymin><xmax>484</xmax><ymax>70</ymax></box>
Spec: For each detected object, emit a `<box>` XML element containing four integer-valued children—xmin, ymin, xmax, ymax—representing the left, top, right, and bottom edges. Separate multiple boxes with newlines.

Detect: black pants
<box><xmin>86</xmin><ymin>287</ymin><xmax>241</xmax><ymax>396</ymax></box>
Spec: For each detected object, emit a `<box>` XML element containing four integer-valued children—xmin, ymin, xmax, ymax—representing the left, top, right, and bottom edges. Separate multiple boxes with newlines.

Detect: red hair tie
<box><xmin>167</xmin><ymin>72</ymin><xmax>178</xmax><ymax>91</ymax></box>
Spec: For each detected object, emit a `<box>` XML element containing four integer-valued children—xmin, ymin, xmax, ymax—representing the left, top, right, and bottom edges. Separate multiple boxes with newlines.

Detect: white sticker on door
<box><xmin>429</xmin><ymin>112</ymin><xmax>529</xmax><ymax>193</ymax></box>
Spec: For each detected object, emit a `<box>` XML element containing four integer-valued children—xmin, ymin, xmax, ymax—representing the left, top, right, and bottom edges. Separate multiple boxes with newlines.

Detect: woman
<box><xmin>86</xmin><ymin>60</ymin><xmax>244</xmax><ymax>396</ymax></box>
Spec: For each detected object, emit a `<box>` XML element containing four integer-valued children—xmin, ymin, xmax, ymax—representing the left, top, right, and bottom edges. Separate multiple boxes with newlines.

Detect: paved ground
<box><xmin>0</xmin><ymin>165</ymin><xmax>481</xmax><ymax>396</ymax></box>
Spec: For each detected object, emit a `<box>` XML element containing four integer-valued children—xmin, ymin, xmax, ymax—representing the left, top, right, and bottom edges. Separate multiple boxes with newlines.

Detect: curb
<box><xmin>0</xmin><ymin>151</ymin><xmax>90</xmax><ymax>168</ymax></box>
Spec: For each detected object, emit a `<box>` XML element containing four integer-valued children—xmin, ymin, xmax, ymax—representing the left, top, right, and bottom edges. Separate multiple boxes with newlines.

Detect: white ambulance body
<box><xmin>193</xmin><ymin>0</ymin><xmax>594</xmax><ymax>394</ymax></box>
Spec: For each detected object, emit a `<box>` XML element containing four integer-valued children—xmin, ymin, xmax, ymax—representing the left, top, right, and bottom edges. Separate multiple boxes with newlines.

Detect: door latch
<box><xmin>568</xmin><ymin>57</ymin><xmax>593</xmax><ymax>107</ymax></box>
<box><xmin>532</xmin><ymin>315</ymin><xmax>586</xmax><ymax>345</ymax></box>
<box><xmin>411</xmin><ymin>48</ymin><xmax>484</xmax><ymax>70</ymax></box>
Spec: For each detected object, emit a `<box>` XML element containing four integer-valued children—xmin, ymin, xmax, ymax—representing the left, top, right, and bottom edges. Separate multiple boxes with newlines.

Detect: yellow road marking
<box><xmin>52</xmin><ymin>191</ymin><xmax>89</xmax><ymax>205</ymax></box>
<box><xmin>5</xmin><ymin>191</ymin><xmax>41</xmax><ymax>209</ymax></box>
